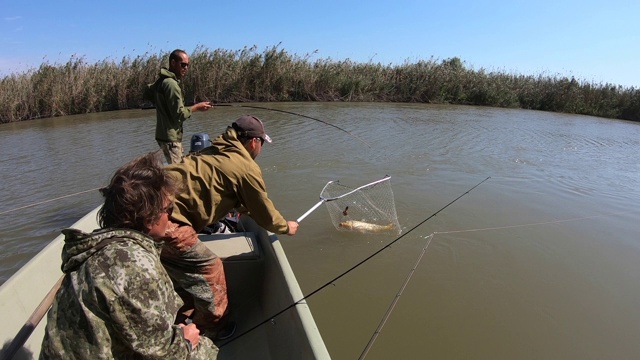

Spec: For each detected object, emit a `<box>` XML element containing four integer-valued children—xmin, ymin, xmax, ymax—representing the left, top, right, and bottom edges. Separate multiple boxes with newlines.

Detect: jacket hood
<box><xmin>159</xmin><ymin>67</ymin><xmax>178</xmax><ymax>81</ymax></box>
<box><xmin>60</xmin><ymin>228</ymin><xmax>160</xmax><ymax>273</ymax></box>
<box><xmin>199</xmin><ymin>127</ymin><xmax>252</xmax><ymax>159</ymax></box>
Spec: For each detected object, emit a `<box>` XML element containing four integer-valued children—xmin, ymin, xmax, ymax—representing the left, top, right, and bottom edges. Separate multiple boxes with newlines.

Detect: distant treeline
<box><xmin>1</xmin><ymin>45</ymin><xmax>639</xmax><ymax>123</ymax></box>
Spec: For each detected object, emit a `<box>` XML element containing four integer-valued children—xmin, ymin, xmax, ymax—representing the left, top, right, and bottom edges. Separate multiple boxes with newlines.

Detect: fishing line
<box><xmin>358</xmin><ymin>233</ymin><xmax>434</xmax><ymax>359</ymax></box>
<box><xmin>0</xmin><ymin>187</ymin><xmax>101</xmax><ymax>216</ymax></box>
<box><xmin>219</xmin><ymin>176</ymin><xmax>490</xmax><ymax>348</ymax></box>
<box><xmin>211</xmin><ymin>103</ymin><xmax>372</xmax><ymax>148</ymax></box>
<box><xmin>357</xmin><ymin>207</ymin><xmax>630</xmax><ymax>357</ymax></box>
<box><xmin>434</xmin><ymin>209</ymin><xmax>632</xmax><ymax>235</ymax></box>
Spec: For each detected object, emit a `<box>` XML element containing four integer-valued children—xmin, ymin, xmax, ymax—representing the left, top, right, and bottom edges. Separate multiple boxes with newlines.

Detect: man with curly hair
<box><xmin>41</xmin><ymin>152</ymin><xmax>218</xmax><ymax>359</ymax></box>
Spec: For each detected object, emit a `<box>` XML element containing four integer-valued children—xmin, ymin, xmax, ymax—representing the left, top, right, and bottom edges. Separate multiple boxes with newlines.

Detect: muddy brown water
<box><xmin>1</xmin><ymin>103</ymin><xmax>639</xmax><ymax>359</ymax></box>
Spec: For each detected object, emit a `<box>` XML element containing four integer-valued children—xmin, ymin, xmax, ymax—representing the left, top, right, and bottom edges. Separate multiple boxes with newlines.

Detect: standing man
<box><xmin>162</xmin><ymin>115</ymin><xmax>299</xmax><ymax>339</ymax></box>
<box><xmin>144</xmin><ymin>49</ymin><xmax>212</xmax><ymax>164</ymax></box>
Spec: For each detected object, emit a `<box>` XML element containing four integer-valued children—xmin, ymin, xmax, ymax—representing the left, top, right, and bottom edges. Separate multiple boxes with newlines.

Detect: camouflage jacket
<box><xmin>40</xmin><ymin>228</ymin><xmax>218</xmax><ymax>359</ymax></box>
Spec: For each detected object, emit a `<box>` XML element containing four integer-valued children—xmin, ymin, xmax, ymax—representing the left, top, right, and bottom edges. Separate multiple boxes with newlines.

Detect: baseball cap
<box><xmin>232</xmin><ymin>115</ymin><xmax>272</xmax><ymax>143</ymax></box>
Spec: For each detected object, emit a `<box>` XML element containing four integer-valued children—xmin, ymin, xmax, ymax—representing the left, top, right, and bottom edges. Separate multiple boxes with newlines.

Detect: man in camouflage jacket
<box><xmin>40</xmin><ymin>229</ymin><xmax>218</xmax><ymax>359</ymax></box>
<box><xmin>40</xmin><ymin>152</ymin><xmax>218</xmax><ymax>359</ymax></box>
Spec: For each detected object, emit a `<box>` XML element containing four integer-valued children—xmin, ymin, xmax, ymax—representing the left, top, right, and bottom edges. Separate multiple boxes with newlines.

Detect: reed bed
<box><xmin>1</xmin><ymin>45</ymin><xmax>638</xmax><ymax>123</ymax></box>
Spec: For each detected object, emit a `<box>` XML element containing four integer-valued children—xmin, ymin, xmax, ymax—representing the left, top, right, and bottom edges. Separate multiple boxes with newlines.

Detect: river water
<box><xmin>1</xmin><ymin>103</ymin><xmax>639</xmax><ymax>359</ymax></box>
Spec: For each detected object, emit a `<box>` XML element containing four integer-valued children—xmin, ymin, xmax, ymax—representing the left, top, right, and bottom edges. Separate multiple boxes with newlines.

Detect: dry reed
<box><xmin>1</xmin><ymin>45</ymin><xmax>638</xmax><ymax>123</ymax></box>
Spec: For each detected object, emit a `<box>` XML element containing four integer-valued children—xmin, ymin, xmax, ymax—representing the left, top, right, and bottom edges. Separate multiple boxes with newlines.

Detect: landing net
<box><xmin>322</xmin><ymin>176</ymin><xmax>401</xmax><ymax>235</ymax></box>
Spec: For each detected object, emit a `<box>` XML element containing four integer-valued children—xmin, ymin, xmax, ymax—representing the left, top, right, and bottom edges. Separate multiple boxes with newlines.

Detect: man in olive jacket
<box><xmin>162</xmin><ymin>115</ymin><xmax>299</xmax><ymax>338</ymax></box>
<box><xmin>144</xmin><ymin>49</ymin><xmax>212</xmax><ymax>164</ymax></box>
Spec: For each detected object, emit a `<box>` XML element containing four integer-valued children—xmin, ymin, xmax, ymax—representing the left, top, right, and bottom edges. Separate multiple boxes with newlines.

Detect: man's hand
<box><xmin>179</xmin><ymin>323</ymin><xmax>201</xmax><ymax>349</ymax></box>
<box><xmin>286</xmin><ymin>220</ymin><xmax>299</xmax><ymax>236</ymax></box>
<box><xmin>191</xmin><ymin>102</ymin><xmax>213</xmax><ymax>112</ymax></box>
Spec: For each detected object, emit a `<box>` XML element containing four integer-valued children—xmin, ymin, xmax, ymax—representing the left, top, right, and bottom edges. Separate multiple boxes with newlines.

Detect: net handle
<box><xmin>296</xmin><ymin>199</ymin><xmax>325</xmax><ymax>222</ymax></box>
<box><xmin>296</xmin><ymin>176</ymin><xmax>391</xmax><ymax>223</ymax></box>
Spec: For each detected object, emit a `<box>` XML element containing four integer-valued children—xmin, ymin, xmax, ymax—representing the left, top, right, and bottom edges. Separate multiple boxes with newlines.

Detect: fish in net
<box><xmin>298</xmin><ymin>176</ymin><xmax>401</xmax><ymax>235</ymax></box>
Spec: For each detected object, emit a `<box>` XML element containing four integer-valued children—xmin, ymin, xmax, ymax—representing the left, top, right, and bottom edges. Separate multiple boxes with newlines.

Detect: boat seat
<box><xmin>199</xmin><ymin>232</ymin><xmax>260</xmax><ymax>261</ymax></box>
<box><xmin>200</xmin><ymin>232</ymin><xmax>263</xmax><ymax>307</ymax></box>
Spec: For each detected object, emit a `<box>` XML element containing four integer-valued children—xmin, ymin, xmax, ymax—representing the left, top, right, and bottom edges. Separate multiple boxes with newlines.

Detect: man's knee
<box><xmin>157</xmin><ymin>141</ymin><xmax>183</xmax><ymax>164</ymax></box>
<box><xmin>168</xmin><ymin>142</ymin><xmax>184</xmax><ymax>164</ymax></box>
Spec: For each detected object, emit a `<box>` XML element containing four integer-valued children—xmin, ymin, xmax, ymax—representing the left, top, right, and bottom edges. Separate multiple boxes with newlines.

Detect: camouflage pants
<box><xmin>157</xmin><ymin>140</ymin><xmax>184</xmax><ymax>164</ymax></box>
<box><xmin>161</xmin><ymin>221</ymin><xmax>229</xmax><ymax>334</ymax></box>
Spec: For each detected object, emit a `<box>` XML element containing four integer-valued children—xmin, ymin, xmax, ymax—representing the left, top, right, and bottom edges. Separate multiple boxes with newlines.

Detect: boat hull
<box><xmin>0</xmin><ymin>207</ymin><xmax>330</xmax><ymax>359</ymax></box>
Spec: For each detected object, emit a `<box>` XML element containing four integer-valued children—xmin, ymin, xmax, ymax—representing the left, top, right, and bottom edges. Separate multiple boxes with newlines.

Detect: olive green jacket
<box><xmin>40</xmin><ymin>228</ymin><xmax>218</xmax><ymax>359</ymax></box>
<box><xmin>166</xmin><ymin>127</ymin><xmax>289</xmax><ymax>234</ymax></box>
<box><xmin>144</xmin><ymin>68</ymin><xmax>192</xmax><ymax>142</ymax></box>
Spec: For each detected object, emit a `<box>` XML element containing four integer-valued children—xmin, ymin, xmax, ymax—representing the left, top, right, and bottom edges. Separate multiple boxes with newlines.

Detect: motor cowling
<box><xmin>190</xmin><ymin>133</ymin><xmax>211</xmax><ymax>153</ymax></box>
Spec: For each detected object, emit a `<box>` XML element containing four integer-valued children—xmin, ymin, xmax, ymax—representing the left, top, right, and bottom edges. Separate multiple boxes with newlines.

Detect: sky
<box><xmin>1</xmin><ymin>0</ymin><xmax>639</xmax><ymax>88</ymax></box>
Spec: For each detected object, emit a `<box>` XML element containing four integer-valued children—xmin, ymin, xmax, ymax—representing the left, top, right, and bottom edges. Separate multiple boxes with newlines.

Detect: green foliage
<box><xmin>0</xmin><ymin>46</ymin><xmax>638</xmax><ymax>123</ymax></box>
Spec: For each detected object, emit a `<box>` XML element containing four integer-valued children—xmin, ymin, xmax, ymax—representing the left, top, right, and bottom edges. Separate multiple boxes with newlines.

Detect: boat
<box><xmin>0</xmin><ymin>206</ymin><xmax>330</xmax><ymax>359</ymax></box>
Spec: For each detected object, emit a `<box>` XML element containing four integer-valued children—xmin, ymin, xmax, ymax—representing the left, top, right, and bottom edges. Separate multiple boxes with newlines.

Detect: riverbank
<box><xmin>1</xmin><ymin>45</ymin><xmax>639</xmax><ymax>123</ymax></box>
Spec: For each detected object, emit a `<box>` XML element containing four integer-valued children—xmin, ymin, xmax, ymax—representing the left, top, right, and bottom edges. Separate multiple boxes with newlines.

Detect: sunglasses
<box><xmin>163</xmin><ymin>203</ymin><xmax>174</xmax><ymax>216</ymax></box>
<box><xmin>180</xmin><ymin>62</ymin><xmax>189</xmax><ymax>69</ymax></box>
<box><xmin>255</xmin><ymin>137</ymin><xmax>264</xmax><ymax>145</ymax></box>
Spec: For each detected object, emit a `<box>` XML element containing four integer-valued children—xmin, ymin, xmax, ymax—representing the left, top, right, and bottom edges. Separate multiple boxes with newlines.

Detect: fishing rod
<box><xmin>219</xmin><ymin>176</ymin><xmax>491</xmax><ymax>348</ymax></box>
<box><xmin>4</xmin><ymin>103</ymin><xmax>364</xmax><ymax>216</ymax></box>
<box><xmin>210</xmin><ymin>103</ymin><xmax>372</xmax><ymax>148</ymax></box>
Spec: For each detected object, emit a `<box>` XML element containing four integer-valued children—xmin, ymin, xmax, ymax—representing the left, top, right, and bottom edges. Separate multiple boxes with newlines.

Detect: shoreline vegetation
<box><xmin>1</xmin><ymin>45</ymin><xmax>639</xmax><ymax>124</ymax></box>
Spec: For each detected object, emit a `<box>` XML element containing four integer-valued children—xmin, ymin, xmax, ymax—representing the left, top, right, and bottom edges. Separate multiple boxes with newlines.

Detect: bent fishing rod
<box><xmin>219</xmin><ymin>176</ymin><xmax>491</xmax><ymax>348</ymax></box>
<box><xmin>210</xmin><ymin>103</ymin><xmax>372</xmax><ymax>148</ymax></box>
<box><xmin>3</xmin><ymin>103</ymin><xmax>363</xmax><ymax>216</ymax></box>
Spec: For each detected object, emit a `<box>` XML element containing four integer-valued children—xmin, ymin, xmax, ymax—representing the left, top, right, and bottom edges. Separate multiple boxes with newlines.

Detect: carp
<box><xmin>338</xmin><ymin>220</ymin><xmax>394</xmax><ymax>233</ymax></box>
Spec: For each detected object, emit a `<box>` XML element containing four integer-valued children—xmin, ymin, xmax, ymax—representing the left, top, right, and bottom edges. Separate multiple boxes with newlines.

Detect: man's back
<box><xmin>166</xmin><ymin>127</ymin><xmax>288</xmax><ymax>234</ymax></box>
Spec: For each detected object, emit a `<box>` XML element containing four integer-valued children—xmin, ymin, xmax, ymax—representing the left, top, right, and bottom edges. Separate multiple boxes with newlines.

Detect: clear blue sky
<box><xmin>2</xmin><ymin>0</ymin><xmax>639</xmax><ymax>87</ymax></box>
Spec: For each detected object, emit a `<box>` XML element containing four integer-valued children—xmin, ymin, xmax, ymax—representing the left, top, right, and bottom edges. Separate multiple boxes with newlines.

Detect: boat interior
<box><xmin>0</xmin><ymin>211</ymin><xmax>329</xmax><ymax>359</ymax></box>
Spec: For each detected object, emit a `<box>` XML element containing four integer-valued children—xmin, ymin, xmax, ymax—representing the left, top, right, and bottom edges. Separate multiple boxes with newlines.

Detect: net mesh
<box><xmin>322</xmin><ymin>177</ymin><xmax>401</xmax><ymax>235</ymax></box>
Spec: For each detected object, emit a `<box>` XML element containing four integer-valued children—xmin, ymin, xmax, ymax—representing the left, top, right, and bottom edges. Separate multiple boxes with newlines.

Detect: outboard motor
<box><xmin>189</xmin><ymin>133</ymin><xmax>211</xmax><ymax>154</ymax></box>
